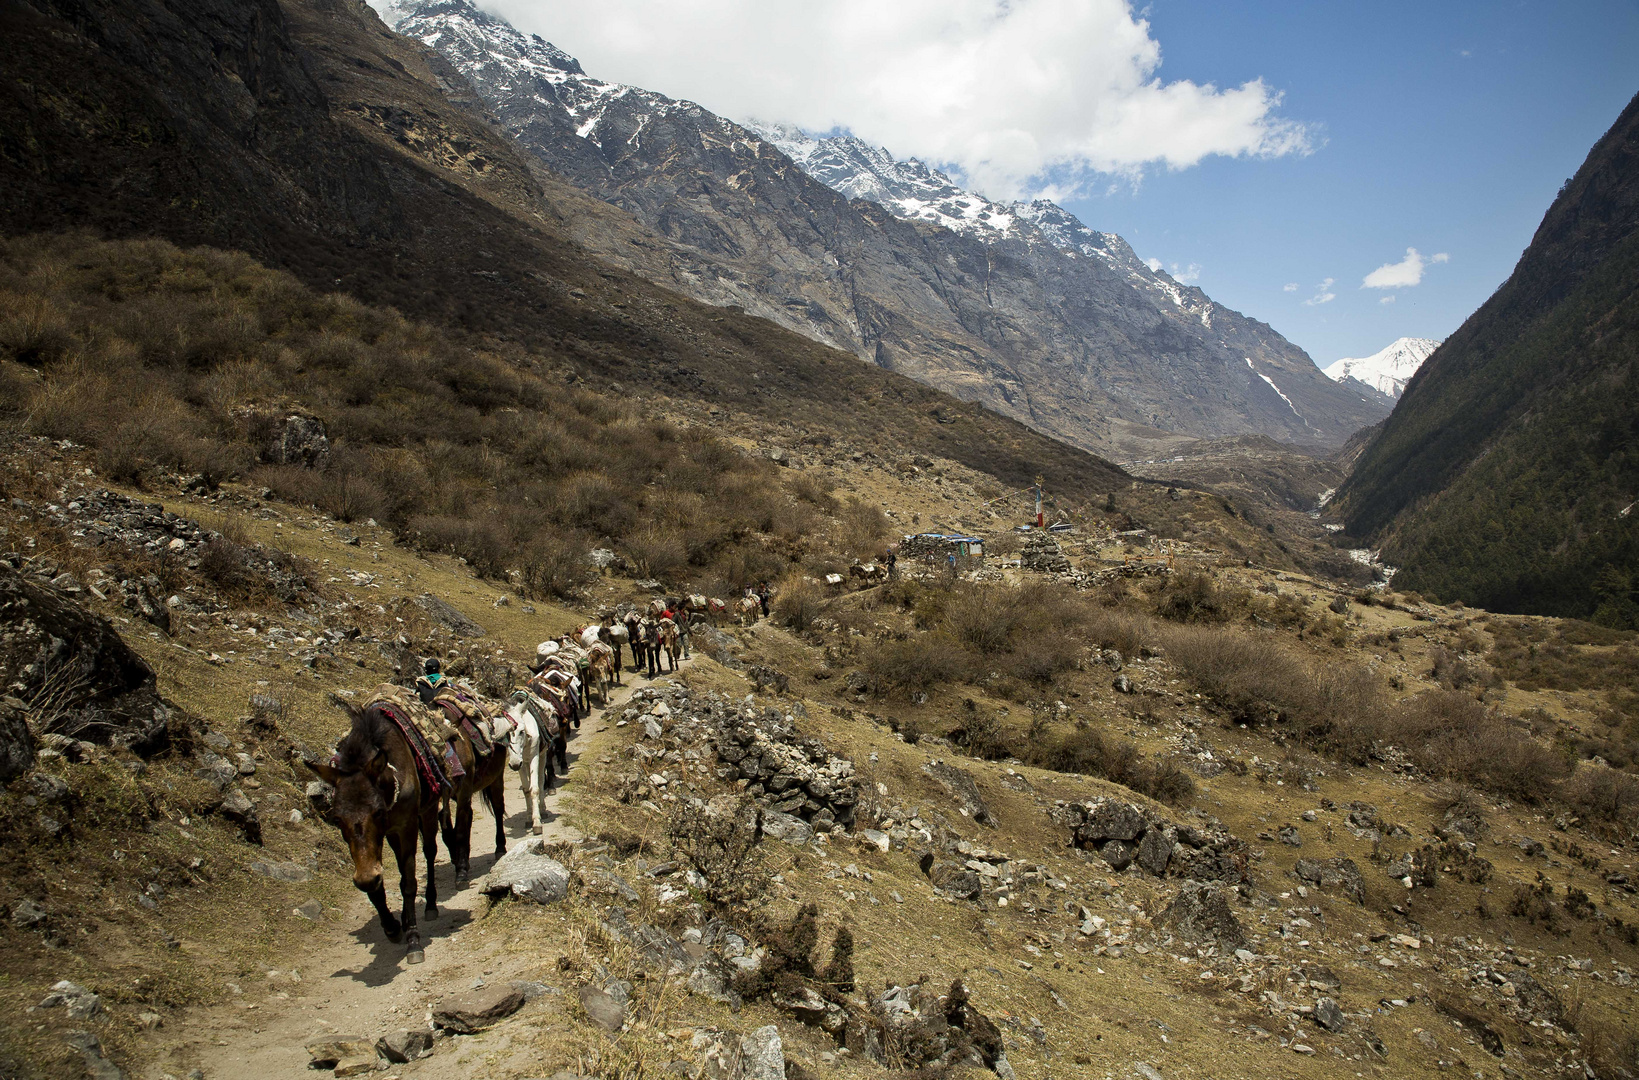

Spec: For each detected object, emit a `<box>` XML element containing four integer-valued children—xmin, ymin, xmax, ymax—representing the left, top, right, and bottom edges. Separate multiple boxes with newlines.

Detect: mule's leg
<box><xmin>539</xmin><ymin>745</ymin><xmax>554</xmax><ymax>825</ymax></box>
<box><xmin>519</xmin><ymin>738</ymin><xmax>538</xmax><ymax>834</ymax></box>
<box><xmin>420</xmin><ymin>807</ymin><xmax>440</xmax><ymax>919</ymax></box>
<box><xmin>556</xmin><ymin>733</ymin><xmax>569</xmax><ymax>775</ymax></box>
<box><xmin>386</xmin><ymin>831</ymin><xmax>423</xmax><ymax>962</ymax></box>
<box><xmin>453</xmin><ymin>795</ymin><xmax>474</xmax><ymax>882</ymax></box>
<box><xmin>485</xmin><ymin>776</ymin><xmax>507</xmax><ymax>858</ymax></box>
<box><xmin>364</xmin><ymin>875</ymin><xmax>402</xmax><ymax>943</ymax></box>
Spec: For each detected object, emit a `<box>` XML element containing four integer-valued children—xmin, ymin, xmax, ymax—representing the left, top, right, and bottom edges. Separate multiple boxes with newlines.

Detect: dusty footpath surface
<box><xmin>145</xmin><ymin>659</ymin><xmax>686</xmax><ymax>1080</ymax></box>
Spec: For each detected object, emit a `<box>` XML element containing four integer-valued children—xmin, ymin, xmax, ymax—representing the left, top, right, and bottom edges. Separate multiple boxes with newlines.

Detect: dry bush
<box><xmin>952</xmin><ymin>703</ymin><xmax>1012</xmax><ymax>760</ymax></box>
<box><xmin>1085</xmin><ymin>608</ymin><xmax>1155</xmax><ymax>658</ymax></box>
<box><xmin>1561</xmin><ymin>764</ymin><xmax>1639</xmax><ymax>825</ymax></box>
<box><xmin>1159</xmin><ymin>626</ymin><xmax>1309</xmax><ymax>724</ymax></box>
<box><xmin>772</xmin><ymin>574</ymin><xmax>825</xmax><ymax>633</ymax></box>
<box><xmin>834</xmin><ymin>496</ymin><xmax>889</xmax><ymax>558</ymax></box>
<box><xmin>1028</xmin><ymin>725</ymin><xmax>1195</xmax><ymax>805</ymax></box>
<box><xmin>666</xmin><ymin>797</ymin><xmax>771</xmax><ymax>914</ymax></box>
<box><xmin>517</xmin><ymin>533</ymin><xmax>591</xmax><ymax>601</ymax></box>
<box><xmin>1386</xmin><ymin>692</ymin><xmax>1570</xmax><ymax>802</ymax></box>
<box><xmin>623</xmin><ymin>525</ymin><xmax>689</xmax><ymax>582</ymax></box>
<box><xmin>1152</xmin><ymin>571</ymin><xmax>1247</xmax><ymax>623</ymax></box>
<box><xmin>863</xmin><ymin>633</ymin><xmax>970</xmax><ymax>697</ymax></box>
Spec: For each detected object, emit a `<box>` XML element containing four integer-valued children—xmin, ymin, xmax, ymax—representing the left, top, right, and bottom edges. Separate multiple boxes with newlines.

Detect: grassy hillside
<box><xmin>1337</xmin><ymin>92</ymin><xmax>1639</xmax><ymax>625</ymax></box>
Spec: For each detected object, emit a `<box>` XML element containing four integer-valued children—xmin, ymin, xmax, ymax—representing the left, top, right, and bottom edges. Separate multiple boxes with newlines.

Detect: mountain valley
<box><xmin>0</xmin><ymin>2</ymin><xmax>1636</xmax><ymax>1079</ymax></box>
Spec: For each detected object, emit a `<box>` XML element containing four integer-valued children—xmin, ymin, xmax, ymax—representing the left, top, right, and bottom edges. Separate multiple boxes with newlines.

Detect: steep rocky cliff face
<box><xmin>1337</xmin><ymin>92</ymin><xmax>1639</xmax><ymax>624</ymax></box>
<box><xmin>381</xmin><ymin>0</ymin><xmax>1387</xmax><ymax>458</ymax></box>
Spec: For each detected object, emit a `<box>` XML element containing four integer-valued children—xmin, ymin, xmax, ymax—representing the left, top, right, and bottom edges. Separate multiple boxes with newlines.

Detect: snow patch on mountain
<box><xmin>1323</xmin><ymin>337</ymin><xmax>1440</xmax><ymax>399</ymax></box>
<box><xmin>1247</xmin><ymin>358</ymin><xmax>1302</xmax><ymax>419</ymax></box>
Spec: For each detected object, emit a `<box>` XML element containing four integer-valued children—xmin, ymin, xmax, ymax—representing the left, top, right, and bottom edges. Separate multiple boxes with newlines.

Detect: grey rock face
<box><xmin>924</xmin><ymin>761</ymin><xmax>996</xmax><ymax>827</ymax></box>
<box><xmin>0</xmin><ymin>563</ymin><xmax>172</xmax><ymax>753</ymax></box>
<box><xmin>579</xmin><ymin>985</ymin><xmax>627</xmax><ymax>1032</ymax></box>
<box><xmin>1294</xmin><ymin>856</ymin><xmax>1366</xmax><ymax>904</ymax></box>
<box><xmin>1313</xmin><ymin>997</ymin><xmax>1347</xmax><ymax>1032</ymax></box>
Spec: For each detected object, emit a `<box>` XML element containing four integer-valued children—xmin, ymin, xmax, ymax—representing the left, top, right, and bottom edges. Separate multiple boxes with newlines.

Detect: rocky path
<box><xmin>142</xmin><ymin>655</ymin><xmax>691</xmax><ymax>1079</ymax></box>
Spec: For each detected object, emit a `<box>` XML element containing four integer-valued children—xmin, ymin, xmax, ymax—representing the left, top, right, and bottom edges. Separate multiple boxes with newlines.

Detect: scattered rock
<box><xmin>250</xmin><ymin>859</ymin><xmax>310</xmax><ymax>883</ymax></box>
<box><xmin>0</xmin><ymin>563</ymin><xmax>174</xmax><ymax>753</ymax></box>
<box><xmin>378</xmin><ymin>1028</ymin><xmax>434</xmax><ymax>1063</ymax></box>
<box><xmin>579</xmin><ymin>985</ymin><xmax>628</xmax><ymax>1032</ymax></box>
<box><xmin>1293</xmin><ymin>857</ymin><xmax>1365</xmax><ymax>904</ymax></box>
<box><xmin>11</xmin><ymin>898</ymin><xmax>49</xmax><ymax>929</ymax></box>
<box><xmin>65</xmin><ymin>1031</ymin><xmax>124</xmax><ymax>1080</ymax></box>
<box><xmin>480</xmin><ymin>837</ymin><xmax>569</xmax><ymax>903</ymax></box>
<box><xmin>39</xmin><ymin>981</ymin><xmax>103</xmax><ymax>1020</ymax></box>
<box><xmin>218</xmin><ymin>787</ymin><xmax>262</xmax><ymax>845</ymax></box>
<box><xmin>924</xmin><ymin>761</ymin><xmax>996</xmax><ymax>827</ymax></box>
<box><xmin>434</xmin><ymin>985</ymin><xmax>525</xmax><ymax>1033</ymax></box>
<box><xmin>758</xmin><ymin>811</ymin><xmax>814</xmax><ymax>847</ymax></box>
<box><xmin>305</xmin><ymin>1035</ymin><xmax>376</xmax><ymax>1070</ymax></box>
<box><xmin>1313</xmin><ymin>997</ymin><xmax>1347</xmax><ymax>1032</ymax></box>
<box><xmin>0</xmin><ymin>696</ymin><xmax>34</xmax><ymax>780</ymax></box>
<box><xmin>1278</xmin><ymin>825</ymin><xmax>1302</xmax><ymax>847</ymax></box>
<box><xmin>263</xmin><ymin>413</ymin><xmax>331</xmax><ymax>469</ymax></box>
<box><xmin>413</xmin><ymin>593</ymin><xmax>486</xmax><ymax>638</ymax></box>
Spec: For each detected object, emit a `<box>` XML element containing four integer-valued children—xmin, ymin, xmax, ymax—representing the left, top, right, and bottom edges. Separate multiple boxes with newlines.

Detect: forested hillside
<box><xmin>1337</xmin><ymin>91</ymin><xmax>1639</xmax><ymax>626</ymax></box>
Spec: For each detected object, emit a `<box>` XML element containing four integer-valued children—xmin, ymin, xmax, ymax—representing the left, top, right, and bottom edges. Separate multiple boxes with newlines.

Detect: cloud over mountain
<box><xmin>1362</xmin><ymin>247</ymin><xmax>1450</xmax><ymax>289</ymax></box>
<box><xmin>477</xmin><ymin>0</ymin><xmax>1315</xmax><ymax>199</ymax></box>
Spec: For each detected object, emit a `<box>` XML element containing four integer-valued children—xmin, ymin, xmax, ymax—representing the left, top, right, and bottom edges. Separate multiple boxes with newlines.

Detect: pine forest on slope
<box><xmin>1337</xmin><ymin>92</ymin><xmax>1639</xmax><ymax>627</ymax></box>
<box><xmin>377</xmin><ymin>0</ymin><xmax>1388</xmax><ymax>460</ymax></box>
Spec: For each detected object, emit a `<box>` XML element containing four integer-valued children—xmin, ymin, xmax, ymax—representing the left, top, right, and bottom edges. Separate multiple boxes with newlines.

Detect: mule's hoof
<box><xmin>406</xmin><ymin>949</ymin><xmax>425</xmax><ymax>965</ymax></box>
<box><xmin>425</xmin><ymin>905</ymin><xmax>439</xmax><ymax>919</ymax></box>
<box><xmin>533</xmin><ymin>824</ymin><xmax>544</xmax><ymax>835</ymax></box>
<box><xmin>385</xmin><ymin>928</ymin><xmax>404</xmax><ymax>944</ymax></box>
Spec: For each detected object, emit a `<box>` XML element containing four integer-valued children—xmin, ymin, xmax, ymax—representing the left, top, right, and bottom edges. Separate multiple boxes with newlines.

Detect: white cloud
<box><xmin>1145</xmin><ymin>257</ymin><xmax>1163</xmax><ymax>272</ymax></box>
<box><xmin>1283</xmin><ymin>282</ymin><xmax>1299</xmax><ymax>292</ymax></box>
<box><xmin>481</xmin><ymin>0</ymin><xmax>1317</xmax><ymax>199</ymax></box>
<box><xmin>1362</xmin><ymin>247</ymin><xmax>1450</xmax><ymax>289</ymax></box>
<box><xmin>1302</xmin><ymin>277</ymin><xmax>1335</xmax><ymax>306</ymax></box>
<box><xmin>1379</xmin><ymin>294</ymin><xmax>1396</xmax><ymax>304</ymax></box>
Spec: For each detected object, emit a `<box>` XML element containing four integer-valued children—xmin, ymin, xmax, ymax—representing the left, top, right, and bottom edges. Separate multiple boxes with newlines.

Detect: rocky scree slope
<box><xmin>378</xmin><ymin>0</ymin><xmax>1388</xmax><ymax>458</ymax></box>
<box><xmin>1337</xmin><ymin>91</ymin><xmax>1639</xmax><ymax>625</ymax></box>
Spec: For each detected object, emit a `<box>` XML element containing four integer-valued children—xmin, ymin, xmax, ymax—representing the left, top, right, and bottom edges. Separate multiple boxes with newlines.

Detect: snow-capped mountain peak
<box><xmin>1323</xmin><ymin>337</ymin><xmax>1441</xmax><ymax>399</ymax></box>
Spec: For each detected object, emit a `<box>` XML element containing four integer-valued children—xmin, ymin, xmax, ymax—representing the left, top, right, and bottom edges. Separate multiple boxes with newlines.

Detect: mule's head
<box><xmin>503</xmin><ymin>693</ymin><xmax>534</xmax><ymax>770</ymax></box>
<box><xmin>307</xmin><ymin>703</ymin><xmax>407</xmax><ymax>892</ymax></box>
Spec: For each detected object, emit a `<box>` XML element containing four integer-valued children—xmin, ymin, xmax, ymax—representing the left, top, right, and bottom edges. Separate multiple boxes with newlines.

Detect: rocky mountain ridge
<box><xmin>377</xmin><ymin>0</ymin><xmax>1389</xmax><ymax>458</ymax></box>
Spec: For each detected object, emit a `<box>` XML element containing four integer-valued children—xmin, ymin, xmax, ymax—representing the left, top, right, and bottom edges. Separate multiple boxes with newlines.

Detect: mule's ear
<box><xmin>303</xmin><ymin>753</ymin><xmax>341</xmax><ymax>787</ymax></box>
<box><xmin>325</xmin><ymin>692</ymin><xmax>365</xmax><ymax>723</ymax></box>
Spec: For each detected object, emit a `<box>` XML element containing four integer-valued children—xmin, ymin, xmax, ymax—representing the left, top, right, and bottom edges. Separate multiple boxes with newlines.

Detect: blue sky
<box><xmin>1074</xmin><ymin>1</ymin><xmax>1639</xmax><ymax>364</ymax></box>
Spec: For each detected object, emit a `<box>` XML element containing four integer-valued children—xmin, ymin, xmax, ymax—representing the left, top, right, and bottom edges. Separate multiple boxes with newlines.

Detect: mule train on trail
<box><xmin>304</xmin><ymin>611</ymin><xmax>691</xmax><ymax>964</ymax></box>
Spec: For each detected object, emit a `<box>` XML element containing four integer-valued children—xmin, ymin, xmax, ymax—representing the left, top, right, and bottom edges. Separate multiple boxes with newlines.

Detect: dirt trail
<box><xmin>142</xmin><ymin>656</ymin><xmax>691</xmax><ymax>1079</ymax></box>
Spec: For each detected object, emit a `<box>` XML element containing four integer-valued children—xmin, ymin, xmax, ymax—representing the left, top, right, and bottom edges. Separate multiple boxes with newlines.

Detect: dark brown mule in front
<box><xmin>306</xmin><ymin>701</ymin><xmax>440</xmax><ymax>964</ymax></box>
<box><xmin>432</xmin><ymin>702</ymin><xmax>510</xmax><ymax>882</ymax></box>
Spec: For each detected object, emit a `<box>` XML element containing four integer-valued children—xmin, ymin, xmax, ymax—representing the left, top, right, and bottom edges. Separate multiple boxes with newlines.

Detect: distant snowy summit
<box><xmin>1324</xmin><ymin>338</ymin><xmax>1441</xmax><ymax>399</ymax></box>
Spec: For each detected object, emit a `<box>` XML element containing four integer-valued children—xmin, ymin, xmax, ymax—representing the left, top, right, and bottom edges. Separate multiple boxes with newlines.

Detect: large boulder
<box><xmin>480</xmin><ymin>838</ymin><xmax>568</xmax><ymax>903</ymax></box>
<box><xmin>0</xmin><ymin>564</ymin><xmax>174</xmax><ymax>752</ymax></box>
<box><xmin>1157</xmin><ymin>882</ymin><xmax>1247</xmax><ymax>953</ymax></box>
<box><xmin>1081</xmin><ymin>800</ymin><xmax>1148</xmax><ymax>842</ymax></box>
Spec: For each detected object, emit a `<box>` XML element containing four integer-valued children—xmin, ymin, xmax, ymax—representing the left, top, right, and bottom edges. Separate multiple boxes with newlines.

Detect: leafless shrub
<box><xmin>666</xmin><ymin>796</ymin><xmax>771</xmax><ymax>914</ymax></box>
